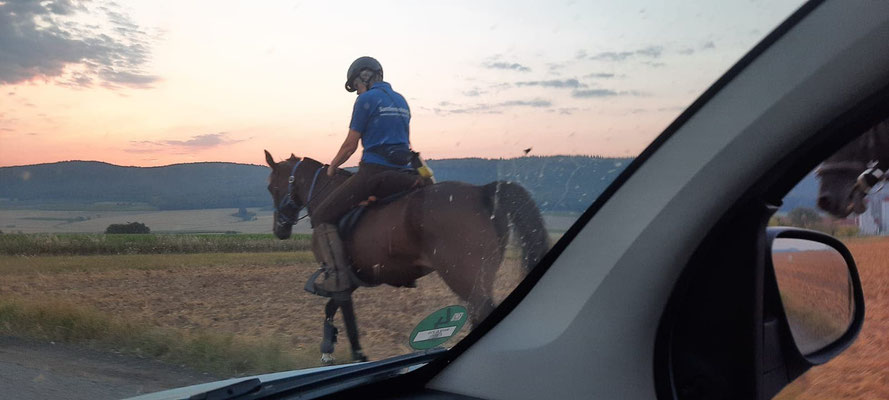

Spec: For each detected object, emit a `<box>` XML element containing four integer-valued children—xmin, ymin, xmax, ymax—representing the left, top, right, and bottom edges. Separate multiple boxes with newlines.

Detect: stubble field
<box><xmin>776</xmin><ymin>237</ymin><xmax>889</xmax><ymax>399</ymax></box>
<box><xmin>0</xmin><ymin>248</ymin><xmax>526</xmax><ymax>374</ymax></box>
<box><xmin>2</xmin><ymin>232</ymin><xmax>888</xmax><ymax>397</ymax></box>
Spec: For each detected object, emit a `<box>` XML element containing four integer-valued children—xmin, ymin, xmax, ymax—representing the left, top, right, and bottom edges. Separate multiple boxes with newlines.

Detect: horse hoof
<box><xmin>352</xmin><ymin>350</ymin><xmax>368</xmax><ymax>362</ymax></box>
<box><xmin>321</xmin><ymin>353</ymin><xmax>335</xmax><ymax>364</ymax></box>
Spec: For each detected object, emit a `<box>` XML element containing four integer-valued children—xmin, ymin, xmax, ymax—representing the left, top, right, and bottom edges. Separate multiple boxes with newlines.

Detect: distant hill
<box><xmin>0</xmin><ymin>161</ymin><xmax>269</xmax><ymax>210</ymax></box>
<box><xmin>0</xmin><ymin>156</ymin><xmax>819</xmax><ymax>212</ymax></box>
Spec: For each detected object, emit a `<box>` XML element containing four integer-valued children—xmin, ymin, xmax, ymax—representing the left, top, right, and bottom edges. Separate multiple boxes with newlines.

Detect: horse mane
<box><xmin>297</xmin><ymin>157</ymin><xmax>354</xmax><ymax>178</ymax></box>
<box><xmin>825</xmin><ymin>120</ymin><xmax>889</xmax><ymax>165</ymax></box>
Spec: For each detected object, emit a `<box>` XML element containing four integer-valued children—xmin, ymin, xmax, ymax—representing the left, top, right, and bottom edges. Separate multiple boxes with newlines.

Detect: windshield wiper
<box><xmin>189</xmin><ymin>348</ymin><xmax>446</xmax><ymax>400</ymax></box>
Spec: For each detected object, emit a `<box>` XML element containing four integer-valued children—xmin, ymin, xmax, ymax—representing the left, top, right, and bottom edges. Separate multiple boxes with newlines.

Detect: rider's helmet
<box><xmin>345</xmin><ymin>56</ymin><xmax>383</xmax><ymax>92</ymax></box>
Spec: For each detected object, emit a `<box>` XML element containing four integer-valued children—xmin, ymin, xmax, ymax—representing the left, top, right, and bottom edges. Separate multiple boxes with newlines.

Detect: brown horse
<box><xmin>264</xmin><ymin>151</ymin><xmax>550</xmax><ymax>361</ymax></box>
<box><xmin>817</xmin><ymin>120</ymin><xmax>889</xmax><ymax>217</ymax></box>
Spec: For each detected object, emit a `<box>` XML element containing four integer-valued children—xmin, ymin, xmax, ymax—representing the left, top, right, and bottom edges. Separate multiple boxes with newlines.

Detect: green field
<box><xmin>0</xmin><ymin>232</ymin><xmax>311</xmax><ymax>256</ymax></box>
<box><xmin>0</xmin><ymin>208</ymin><xmax>579</xmax><ymax>235</ymax></box>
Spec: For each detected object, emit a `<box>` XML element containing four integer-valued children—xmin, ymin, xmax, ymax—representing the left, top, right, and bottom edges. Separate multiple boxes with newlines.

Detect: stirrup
<box><xmin>304</xmin><ymin>267</ymin><xmax>332</xmax><ymax>297</ymax></box>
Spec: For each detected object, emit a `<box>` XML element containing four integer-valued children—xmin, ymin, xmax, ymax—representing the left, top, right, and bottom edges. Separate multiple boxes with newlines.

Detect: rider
<box><xmin>309</xmin><ymin>56</ymin><xmax>421</xmax><ymax>298</ymax></box>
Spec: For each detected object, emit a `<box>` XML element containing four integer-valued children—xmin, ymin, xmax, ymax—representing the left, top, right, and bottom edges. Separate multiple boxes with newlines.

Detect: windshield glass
<box><xmin>0</xmin><ymin>0</ymin><xmax>806</xmax><ymax>396</ymax></box>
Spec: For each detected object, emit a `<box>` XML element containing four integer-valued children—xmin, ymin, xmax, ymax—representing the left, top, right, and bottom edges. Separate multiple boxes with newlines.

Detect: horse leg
<box><xmin>337</xmin><ymin>295</ymin><xmax>367</xmax><ymax>361</ymax></box>
<box><xmin>435</xmin><ymin>254</ymin><xmax>500</xmax><ymax>327</ymax></box>
<box><xmin>320</xmin><ymin>298</ymin><xmax>339</xmax><ymax>364</ymax></box>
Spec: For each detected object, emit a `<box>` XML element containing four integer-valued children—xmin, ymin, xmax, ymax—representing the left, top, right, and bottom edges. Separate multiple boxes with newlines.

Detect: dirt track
<box><xmin>0</xmin><ymin>335</ymin><xmax>217</xmax><ymax>400</ymax></box>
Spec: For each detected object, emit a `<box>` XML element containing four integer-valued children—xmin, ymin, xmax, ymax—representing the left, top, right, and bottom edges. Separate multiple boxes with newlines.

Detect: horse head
<box><xmin>817</xmin><ymin>121</ymin><xmax>889</xmax><ymax>218</ymax></box>
<box><xmin>265</xmin><ymin>150</ymin><xmax>303</xmax><ymax>239</ymax></box>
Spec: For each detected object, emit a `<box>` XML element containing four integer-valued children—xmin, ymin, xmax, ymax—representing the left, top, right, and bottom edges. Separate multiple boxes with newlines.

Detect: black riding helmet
<box><xmin>345</xmin><ymin>56</ymin><xmax>383</xmax><ymax>92</ymax></box>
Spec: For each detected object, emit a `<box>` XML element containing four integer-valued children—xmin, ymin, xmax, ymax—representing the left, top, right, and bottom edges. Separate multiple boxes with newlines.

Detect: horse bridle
<box><xmin>275</xmin><ymin>161</ymin><xmax>325</xmax><ymax>228</ymax></box>
<box><xmin>818</xmin><ymin>160</ymin><xmax>887</xmax><ymax>194</ymax></box>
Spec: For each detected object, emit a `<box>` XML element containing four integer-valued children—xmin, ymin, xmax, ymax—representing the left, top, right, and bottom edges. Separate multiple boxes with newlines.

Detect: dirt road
<box><xmin>0</xmin><ymin>336</ymin><xmax>217</xmax><ymax>400</ymax></box>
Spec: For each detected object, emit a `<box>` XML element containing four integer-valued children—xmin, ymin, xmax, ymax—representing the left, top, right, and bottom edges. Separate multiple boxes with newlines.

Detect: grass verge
<box><xmin>0</xmin><ymin>233</ymin><xmax>313</xmax><ymax>256</ymax></box>
<box><xmin>0</xmin><ymin>296</ymin><xmax>327</xmax><ymax>376</ymax></box>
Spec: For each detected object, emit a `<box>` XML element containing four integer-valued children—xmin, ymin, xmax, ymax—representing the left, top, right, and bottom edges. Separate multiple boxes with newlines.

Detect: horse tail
<box><xmin>482</xmin><ymin>181</ymin><xmax>550</xmax><ymax>272</ymax></box>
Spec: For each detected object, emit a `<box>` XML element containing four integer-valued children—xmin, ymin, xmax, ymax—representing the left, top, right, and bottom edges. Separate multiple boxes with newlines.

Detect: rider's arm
<box><xmin>327</xmin><ymin>129</ymin><xmax>361</xmax><ymax>176</ymax></box>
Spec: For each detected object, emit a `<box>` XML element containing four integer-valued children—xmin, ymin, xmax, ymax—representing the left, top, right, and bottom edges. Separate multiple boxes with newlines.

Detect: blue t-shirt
<box><xmin>349</xmin><ymin>82</ymin><xmax>411</xmax><ymax>168</ymax></box>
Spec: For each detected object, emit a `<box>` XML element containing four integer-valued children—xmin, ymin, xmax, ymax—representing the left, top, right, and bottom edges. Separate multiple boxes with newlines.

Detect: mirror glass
<box><xmin>772</xmin><ymin>238</ymin><xmax>854</xmax><ymax>355</ymax></box>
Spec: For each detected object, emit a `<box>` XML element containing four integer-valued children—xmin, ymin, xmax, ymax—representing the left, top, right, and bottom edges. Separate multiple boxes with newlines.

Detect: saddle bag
<box><xmin>367</xmin><ymin>144</ymin><xmax>414</xmax><ymax>166</ymax></box>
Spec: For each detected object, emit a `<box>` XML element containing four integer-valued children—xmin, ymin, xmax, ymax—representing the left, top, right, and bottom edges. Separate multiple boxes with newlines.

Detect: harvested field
<box><xmin>3</xmin><ymin>234</ymin><xmax>887</xmax><ymax>396</ymax></box>
<box><xmin>776</xmin><ymin>237</ymin><xmax>889</xmax><ymax>399</ymax></box>
<box><xmin>0</xmin><ymin>250</ymin><xmax>526</xmax><ymax>372</ymax></box>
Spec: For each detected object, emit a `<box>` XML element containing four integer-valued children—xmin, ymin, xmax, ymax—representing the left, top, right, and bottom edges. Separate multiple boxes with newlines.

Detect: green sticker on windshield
<box><xmin>409</xmin><ymin>305</ymin><xmax>468</xmax><ymax>350</ymax></box>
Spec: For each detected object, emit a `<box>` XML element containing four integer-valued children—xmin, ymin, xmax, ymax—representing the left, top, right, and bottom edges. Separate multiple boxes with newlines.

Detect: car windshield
<box><xmin>0</xmin><ymin>0</ymin><xmax>806</xmax><ymax>397</ymax></box>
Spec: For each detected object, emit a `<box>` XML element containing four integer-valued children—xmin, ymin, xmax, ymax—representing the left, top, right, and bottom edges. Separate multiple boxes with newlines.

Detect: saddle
<box><xmin>337</xmin><ymin>186</ymin><xmax>421</xmax><ymax>240</ymax></box>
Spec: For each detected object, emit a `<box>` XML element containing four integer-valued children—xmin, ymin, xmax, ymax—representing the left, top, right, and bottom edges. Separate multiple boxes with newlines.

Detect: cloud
<box><xmin>584</xmin><ymin>73</ymin><xmax>616</xmax><ymax>79</ymax></box>
<box><xmin>587</xmin><ymin>46</ymin><xmax>663</xmax><ymax>62</ymax></box>
<box><xmin>571</xmin><ymin>89</ymin><xmax>643</xmax><ymax>98</ymax></box>
<box><xmin>572</xmin><ymin>89</ymin><xmax>618</xmax><ymax>98</ymax></box>
<box><xmin>550</xmin><ymin>107</ymin><xmax>580</xmax><ymax>115</ymax></box>
<box><xmin>163</xmin><ymin>133</ymin><xmax>236</xmax><ymax>148</ymax></box>
<box><xmin>127</xmin><ymin>132</ymin><xmax>243</xmax><ymax>153</ymax></box>
<box><xmin>482</xmin><ymin>61</ymin><xmax>531</xmax><ymax>72</ymax></box>
<box><xmin>434</xmin><ymin>98</ymin><xmax>552</xmax><ymax>115</ymax></box>
<box><xmin>500</xmin><ymin>99</ymin><xmax>552</xmax><ymax>107</ymax></box>
<box><xmin>0</xmin><ymin>0</ymin><xmax>159</xmax><ymax>89</ymax></box>
<box><xmin>515</xmin><ymin>79</ymin><xmax>586</xmax><ymax>89</ymax></box>
<box><xmin>678</xmin><ymin>41</ymin><xmax>715</xmax><ymax>56</ymax></box>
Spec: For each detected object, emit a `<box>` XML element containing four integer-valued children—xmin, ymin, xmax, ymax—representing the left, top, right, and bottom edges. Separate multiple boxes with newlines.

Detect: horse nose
<box><xmin>818</xmin><ymin>194</ymin><xmax>835</xmax><ymax>213</ymax></box>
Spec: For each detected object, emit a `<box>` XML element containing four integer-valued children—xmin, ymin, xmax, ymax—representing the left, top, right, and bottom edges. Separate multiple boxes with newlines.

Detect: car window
<box><xmin>773</xmin><ymin>118</ymin><xmax>888</xmax><ymax>400</ymax></box>
<box><xmin>0</xmin><ymin>0</ymin><xmax>807</xmax><ymax>397</ymax></box>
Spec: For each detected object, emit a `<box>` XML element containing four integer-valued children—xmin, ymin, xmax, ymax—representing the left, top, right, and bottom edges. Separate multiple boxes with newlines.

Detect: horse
<box><xmin>817</xmin><ymin>120</ymin><xmax>889</xmax><ymax>218</ymax></box>
<box><xmin>263</xmin><ymin>150</ymin><xmax>550</xmax><ymax>362</ymax></box>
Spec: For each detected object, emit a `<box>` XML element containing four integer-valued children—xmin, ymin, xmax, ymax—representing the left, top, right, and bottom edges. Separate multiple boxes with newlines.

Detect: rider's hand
<box><xmin>327</xmin><ymin>165</ymin><xmax>336</xmax><ymax>177</ymax></box>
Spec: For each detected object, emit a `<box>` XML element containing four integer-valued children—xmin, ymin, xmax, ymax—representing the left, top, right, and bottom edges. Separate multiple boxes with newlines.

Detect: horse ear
<box><xmin>290</xmin><ymin>153</ymin><xmax>298</xmax><ymax>161</ymax></box>
<box><xmin>264</xmin><ymin>150</ymin><xmax>276</xmax><ymax>169</ymax></box>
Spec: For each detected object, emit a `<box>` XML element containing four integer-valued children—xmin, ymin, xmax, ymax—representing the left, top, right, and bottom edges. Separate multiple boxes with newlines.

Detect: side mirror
<box><xmin>761</xmin><ymin>227</ymin><xmax>865</xmax><ymax>398</ymax></box>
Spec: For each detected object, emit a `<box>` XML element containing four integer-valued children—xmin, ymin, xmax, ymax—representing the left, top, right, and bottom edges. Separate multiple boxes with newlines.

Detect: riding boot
<box><xmin>311</xmin><ymin>223</ymin><xmax>354</xmax><ymax>295</ymax></box>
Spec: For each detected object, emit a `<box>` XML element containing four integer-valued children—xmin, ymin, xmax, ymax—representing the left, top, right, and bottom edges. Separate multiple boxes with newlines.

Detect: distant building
<box><xmin>857</xmin><ymin>194</ymin><xmax>889</xmax><ymax>235</ymax></box>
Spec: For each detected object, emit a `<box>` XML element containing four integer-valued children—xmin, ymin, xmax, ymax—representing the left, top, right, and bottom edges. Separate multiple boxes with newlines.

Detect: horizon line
<box><xmin>0</xmin><ymin>154</ymin><xmax>638</xmax><ymax>169</ymax></box>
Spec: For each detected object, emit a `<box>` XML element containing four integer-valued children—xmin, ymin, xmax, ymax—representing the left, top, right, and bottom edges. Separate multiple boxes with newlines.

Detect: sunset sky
<box><xmin>0</xmin><ymin>0</ymin><xmax>805</xmax><ymax>167</ymax></box>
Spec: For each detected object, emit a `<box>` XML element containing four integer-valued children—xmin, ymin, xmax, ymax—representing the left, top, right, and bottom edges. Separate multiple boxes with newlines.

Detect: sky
<box><xmin>0</xmin><ymin>0</ymin><xmax>806</xmax><ymax>168</ymax></box>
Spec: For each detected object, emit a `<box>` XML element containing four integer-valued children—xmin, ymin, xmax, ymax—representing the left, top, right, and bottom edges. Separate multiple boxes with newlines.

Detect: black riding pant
<box><xmin>311</xmin><ymin>162</ymin><xmax>419</xmax><ymax>226</ymax></box>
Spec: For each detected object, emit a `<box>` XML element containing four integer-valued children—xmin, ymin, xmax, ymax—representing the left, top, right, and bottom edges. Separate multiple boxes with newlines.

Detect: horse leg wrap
<box><xmin>321</xmin><ymin>319</ymin><xmax>338</xmax><ymax>354</ymax></box>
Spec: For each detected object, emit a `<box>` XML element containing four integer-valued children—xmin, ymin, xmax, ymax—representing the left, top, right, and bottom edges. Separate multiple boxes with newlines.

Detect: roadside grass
<box><xmin>0</xmin><ymin>296</ymin><xmax>335</xmax><ymax>376</ymax></box>
<box><xmin>0</xmin><ymin>233</ymin><xmax>312</xmax><ymax>256</ymax></box>
<box><xmin>0</xmin><ymin>251</ymin><xmax>316</xmax><ymax>275</ymax></box>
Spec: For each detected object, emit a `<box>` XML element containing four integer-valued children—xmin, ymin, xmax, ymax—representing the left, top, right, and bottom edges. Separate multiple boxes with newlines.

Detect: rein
<box><xmin>276</xmin><ymin>160</ymin><xmax>326</xmax><ymax>228</ymax></box>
